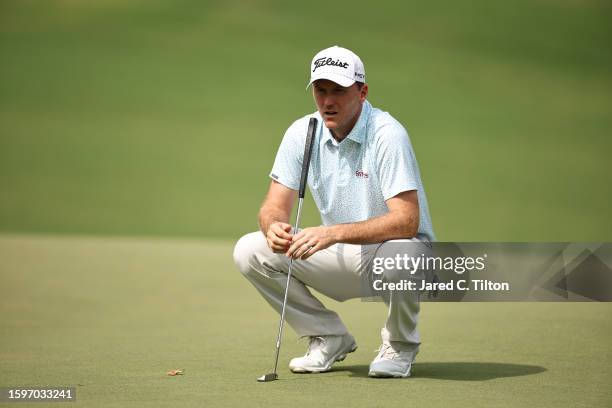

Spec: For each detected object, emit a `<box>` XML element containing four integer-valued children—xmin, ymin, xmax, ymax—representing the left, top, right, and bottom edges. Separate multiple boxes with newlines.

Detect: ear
<box><xmin>360</xmin><ymin>83</ymin><xmax>368</xmax><ymax>101</ymax></box>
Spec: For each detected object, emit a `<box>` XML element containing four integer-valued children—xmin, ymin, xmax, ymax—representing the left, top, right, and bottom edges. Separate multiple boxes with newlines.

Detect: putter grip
<box><xmin>298</xmin><ymin>117</ymin><xmax>318</xmax><ymax>199</ymax></box>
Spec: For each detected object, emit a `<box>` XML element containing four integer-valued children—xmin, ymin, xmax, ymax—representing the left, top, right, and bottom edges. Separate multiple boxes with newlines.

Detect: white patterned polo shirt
<box><xmin>270</xmin><ymin>100</ymin><xmax>435</xmax><ymax>241</ymax></box>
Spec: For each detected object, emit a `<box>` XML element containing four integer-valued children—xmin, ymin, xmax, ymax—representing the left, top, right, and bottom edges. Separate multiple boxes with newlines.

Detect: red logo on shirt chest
<box><xmin>355</xmin><ymin>170</ymin><xmax>369</xmax><ymax>178</ymax></box>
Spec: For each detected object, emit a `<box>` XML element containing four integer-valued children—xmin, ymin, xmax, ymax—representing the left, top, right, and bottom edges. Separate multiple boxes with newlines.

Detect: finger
<box><xmin>300</xmin><ymin>244</ymin><xmax>319</xmax><ymax>260</ymax></box>
<box><xmin>287</xmin><ymin>236</ymin><xmax>310</xmax><ymax>257</ymax></box>
<box><xmin>270</xmin><ymin>235</ymin><xmax>291</xmax><ymax>247</ymax></box>
<box><xmin>271</xmin><ymin>240</ymin><xmax>289</xmax><ymax>252</ymax></box>
<box><xmin>272</xmin><ymin>224</ymin><xmax>294</xmax><ymax>240</ymax></box>
<box><xmin>267</xmin><ymin>227</ymin><xmax>291</xmax><ymax>245</ymax></box>
<box><xmin>285</xmin><ymin>238</ymin><xmax>300</xmax><ymax>257</ymax></box>
<box><xmin>266</xmin><ymin>231</ymin><xmax>290</xmax><ymax>250</ymax></box>
<box><xmin>266</xmin><ymin>237</ymin><xmax>283</xmax><ymax>252</ymax></box>
<box><xmin>293</xmin><ymin>241</ymin><xmax>315</xmax><ymax>259</ymax></box>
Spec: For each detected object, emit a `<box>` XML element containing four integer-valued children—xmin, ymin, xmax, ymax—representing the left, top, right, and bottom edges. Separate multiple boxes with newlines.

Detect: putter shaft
<box><xmin>271</xmin><ymin>197</ymin><xmax>304</xmax><ymax>376</ymax></box>
<box><xmin>258</xmin><ymin>117</ymin><xmax>317</xmax><ymax>383</ymax></box>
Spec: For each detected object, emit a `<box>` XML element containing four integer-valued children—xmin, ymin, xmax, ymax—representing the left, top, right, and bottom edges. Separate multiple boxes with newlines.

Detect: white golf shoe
<box><xmin>289</xmin><ymin>333</ymin><xmax>357</xmax><ymax>373</ymax></box>
<box><xmin>368</xmin><ymin>330</ymin><xmax>418</xmax><ymax>378</ymax></box>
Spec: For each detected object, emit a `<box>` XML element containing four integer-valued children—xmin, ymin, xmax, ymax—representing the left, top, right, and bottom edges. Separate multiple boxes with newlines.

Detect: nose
<box><xmin>323</xmin><ymin>94</ymin><xmax>336</xmax><ymax>108</ymax></box>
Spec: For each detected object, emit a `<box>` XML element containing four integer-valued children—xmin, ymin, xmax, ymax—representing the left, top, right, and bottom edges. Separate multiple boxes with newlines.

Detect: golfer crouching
<box><xmin>233</xmin><ymin>46</ymin><xmax>435</xmax><ymax>378</ymax></box>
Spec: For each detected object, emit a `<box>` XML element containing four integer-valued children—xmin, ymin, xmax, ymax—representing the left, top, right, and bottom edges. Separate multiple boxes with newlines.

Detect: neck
<box><xmin>330</xmin><ymin>130</ymin><xmax>346</xmax><ymax>142</ymax></box>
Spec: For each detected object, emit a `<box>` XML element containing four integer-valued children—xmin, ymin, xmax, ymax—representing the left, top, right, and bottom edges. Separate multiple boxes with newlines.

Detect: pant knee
<box><xmin>374</xmin><ymin>239</ymin><xmax>432</xmax><ymax>283</ymax></box>
<box><xmin>233</xmin><ymin>231</ymin><xmax>270</xmax><ymax>276</ymax></box>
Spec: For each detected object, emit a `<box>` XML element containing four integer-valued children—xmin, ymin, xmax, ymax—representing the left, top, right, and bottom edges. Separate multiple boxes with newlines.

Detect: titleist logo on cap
<box><xmin>306</xmin><ymin>46</ymin><xmax>365</xmax><ymax>88</ymax></box>
<box><xmin>312</xmin><ymin>57</ymin><xmax>349</xmax><ymax>72</ymax></box>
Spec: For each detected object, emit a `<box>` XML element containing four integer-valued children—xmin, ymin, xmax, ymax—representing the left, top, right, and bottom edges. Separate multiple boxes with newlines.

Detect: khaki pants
<box><xmin>233</xmin><ymin>231</ymin><xmax>431</xmax><ymax>348</ymax></box>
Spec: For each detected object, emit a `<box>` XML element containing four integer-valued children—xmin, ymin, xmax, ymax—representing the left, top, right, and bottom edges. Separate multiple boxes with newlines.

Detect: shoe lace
<box><xmin>306</xmin><ymin>336</ymin><xmax>326</xmax><ymax>356</ymax></box>
<box><xmin>374</xmin><ymin>344</ymin><xmax>399</xmax><ymax>360</ymax></box>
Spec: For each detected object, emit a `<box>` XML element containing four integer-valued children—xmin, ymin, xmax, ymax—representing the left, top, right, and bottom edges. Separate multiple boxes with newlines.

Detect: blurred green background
<box><xmin>1</xmin><ymin>0</ymin><xmax>611</xmax><ymax>240</ymax></box>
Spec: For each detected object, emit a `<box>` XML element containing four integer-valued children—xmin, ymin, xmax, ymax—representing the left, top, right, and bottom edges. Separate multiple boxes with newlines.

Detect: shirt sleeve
<box><xmin>375</xmin><ymin>123</ymin><xmax>419</xmax><ymax>201</ymax></box>
<box><xmin>269</xmin><ymin>120</ymin><xmax>303</xmax><ymax>191</ymax></box>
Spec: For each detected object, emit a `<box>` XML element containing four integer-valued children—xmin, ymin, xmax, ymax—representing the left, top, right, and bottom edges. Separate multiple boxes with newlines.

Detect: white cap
<box><xmin>307</xmin><ymin>45</ymin><xmax>366</xmax><ymax>88</ymax></box>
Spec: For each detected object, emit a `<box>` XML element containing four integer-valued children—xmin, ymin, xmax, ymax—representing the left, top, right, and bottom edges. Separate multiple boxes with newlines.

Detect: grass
<box><xmin>1</xmin><ymin>1</ymin><xmax>611</xmax><ymax>241</ymax></box>
<box><xmin>1</xmin><ymin>234</ymin><xmax>611</xmax><ymax>407</ymax></box>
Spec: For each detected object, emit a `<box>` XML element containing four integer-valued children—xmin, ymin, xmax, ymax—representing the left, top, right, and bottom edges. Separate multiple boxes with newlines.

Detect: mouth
<box><xmin>324</xmin><ymin>111</ymin><xmax>338</xmax><ymax>118</ymax></box>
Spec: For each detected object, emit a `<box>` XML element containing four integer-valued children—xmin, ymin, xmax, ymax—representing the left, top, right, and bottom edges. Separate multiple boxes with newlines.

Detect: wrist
<box><xmin>327</xmin><ymin>224</ymin><xmax>343</xmax><ymax>244</ymax></box>
<box><xmin>259</xmin><ymin>218</ymin><xmax>273</xmax><ymax>236</ymax></box>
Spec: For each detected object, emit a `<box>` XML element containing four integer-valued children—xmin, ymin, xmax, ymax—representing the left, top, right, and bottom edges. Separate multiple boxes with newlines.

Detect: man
<box><xmin>233</xmin><ymin>45</ymin><xmax>435</xmax><ymax>378</ymax></box>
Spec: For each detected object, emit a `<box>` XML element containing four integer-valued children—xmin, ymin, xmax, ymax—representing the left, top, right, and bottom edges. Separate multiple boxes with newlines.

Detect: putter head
<box><xmin>257</xmin><ymin>373</ymin><xmax>278</xmax><ymax>382</ymax></box>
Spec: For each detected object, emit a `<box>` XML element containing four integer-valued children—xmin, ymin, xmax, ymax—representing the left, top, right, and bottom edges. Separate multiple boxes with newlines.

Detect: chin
<box><xmin>323</xmin><ymin>119</ymin><xmax>338</xmax><ymax>129</ymax></box>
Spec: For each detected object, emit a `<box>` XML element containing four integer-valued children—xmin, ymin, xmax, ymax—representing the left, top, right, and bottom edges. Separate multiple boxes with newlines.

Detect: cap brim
<box><xmin>306</xmin><ymin>72</ymin><xmax>355</xmax><ymax>89</ymax></box>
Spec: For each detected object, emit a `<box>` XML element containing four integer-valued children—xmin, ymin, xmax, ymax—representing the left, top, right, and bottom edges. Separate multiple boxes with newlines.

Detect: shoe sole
<box><xmin>290</xmin><ymin>343</ymin><xmax>358</xmax><ymax>373</ymax></box>
<box><xmin>367</xmin><ymin>368</ymin><xmax>411</xmax><ymax>378</ymax></box>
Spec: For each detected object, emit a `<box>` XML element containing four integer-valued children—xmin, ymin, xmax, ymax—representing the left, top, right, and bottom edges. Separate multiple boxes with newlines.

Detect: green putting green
<box><xmin>1</xmin><ymin>1</ymin><xmax>611</xmax><ymax>241</ymax></box>
<box><xmin>1</xmin><ymin>234</ymin><xmax>610</xmax><ymax>407</ymax></box>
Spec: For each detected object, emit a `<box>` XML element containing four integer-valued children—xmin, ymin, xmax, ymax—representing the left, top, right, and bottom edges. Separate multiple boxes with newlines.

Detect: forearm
<box><xmin>286</xmin><ymin>192</ymin><xmax>420</xmax><ymax>259</ymax></box>
<box><xmin>329</xmin><ymin>210</ymin><xmax>418</xmax><ymax>245</ymax></box>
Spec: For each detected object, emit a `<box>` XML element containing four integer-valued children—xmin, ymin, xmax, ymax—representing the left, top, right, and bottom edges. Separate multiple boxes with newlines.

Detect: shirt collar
<box><xmin>346</xmin><ymin>99</ymin><xmax>370</xmax><ymax>144</ymax></box>
<box><xmin>317</xmin><ymin>100</ymin><xmax>371</xmax><ymax>146</ymax></box>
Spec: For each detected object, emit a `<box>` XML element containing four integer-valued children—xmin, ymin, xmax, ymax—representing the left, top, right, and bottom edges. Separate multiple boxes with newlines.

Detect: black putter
<box><xmin>257</xmin><ymin>117</ymin><xmax>318</xmax><ymax>382</ymax></box>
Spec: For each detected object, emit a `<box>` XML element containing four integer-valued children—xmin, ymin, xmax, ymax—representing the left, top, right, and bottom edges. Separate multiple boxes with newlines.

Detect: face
<box><xmin>312</xmin><ymin>79</ymin><xmax>368</xmax><ymax>139</ymax></box>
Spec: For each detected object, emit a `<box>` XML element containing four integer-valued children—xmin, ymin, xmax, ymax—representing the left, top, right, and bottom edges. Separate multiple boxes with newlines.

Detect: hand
<box><xmin>286</xmin><ymin>226</ymin><xmax>337</xmax><ymax>260</ymax></box>
<box><xmin>265</xmin><ymin>222</ymin><xmax>294</xmax><ymax>253</ymax></box>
